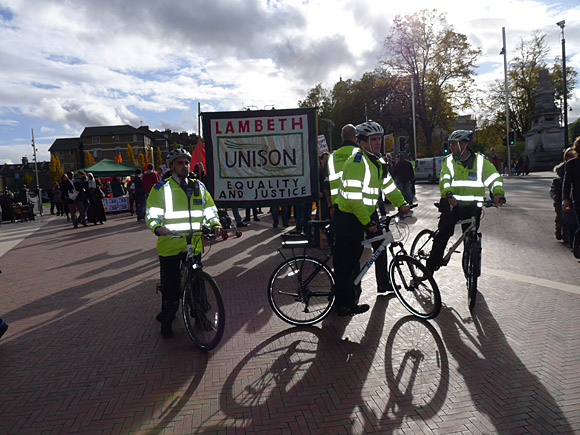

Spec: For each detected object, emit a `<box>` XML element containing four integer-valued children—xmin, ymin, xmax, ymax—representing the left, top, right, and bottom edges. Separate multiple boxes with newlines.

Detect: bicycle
<box><xmin>267</xmin><ymin>211</ymin><xmax>441</xmax><ymax>325</ymax></box>
<box><xmin>167</xmin><ymin>229</ymin><xmax>226</xmax><ymax>350</ymax></box>
<box><xmin>410</xmin><ymin>199</ymin><xmax>504</xmax><ymax>312</ymax></box>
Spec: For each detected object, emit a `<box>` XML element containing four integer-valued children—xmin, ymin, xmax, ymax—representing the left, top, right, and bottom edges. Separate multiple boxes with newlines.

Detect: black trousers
<box><xmin>426</xmin><ymin>199</ymin><xmax>482</xmax><ymax>273</ymax></box>
<box><xmin>159</xmin><ymin>253</ymin><xmax>186</xmax><ymax>315</ymax></box>
<box><xmin>333</xmin><ymin>209</ymin><xmax>388</xmax><ymax>307</ymax></box>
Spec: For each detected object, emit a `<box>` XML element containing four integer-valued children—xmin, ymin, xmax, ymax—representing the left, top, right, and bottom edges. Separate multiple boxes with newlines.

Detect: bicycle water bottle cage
<box><xmin>281</xmin><ymin>233</ymin><xmax>310</xmax><ymax>248</ymax></box>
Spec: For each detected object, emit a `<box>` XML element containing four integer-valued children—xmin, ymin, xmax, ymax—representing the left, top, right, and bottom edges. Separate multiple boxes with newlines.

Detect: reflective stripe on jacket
<box><xmin>439</xmin><ymin>152</ymin><xmax>504</xmax><ymax>204</ymax></box>
<box><xmin>328</xmin><ymin>141</ymin><xmax>359</xmax><ymax>205</ymax></box>
<box><xmin>336</xmin><ymin>151</ymin><xmax>406</xmax><ymax>225</ymax></box>
<box><xmin>146</xmin><ymin>177</ymin><xmax>220</xmax><ymax>257</ymax></box>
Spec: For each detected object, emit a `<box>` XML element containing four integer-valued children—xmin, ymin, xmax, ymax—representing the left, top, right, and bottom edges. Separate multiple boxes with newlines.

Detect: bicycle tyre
<box><xmin>466</xmin><ymin>241</ymin><xmax>480</xmax><ymax>312</ymax></box>
<box><xmin>410</xmin><ymin>229</ymin><xmax>435</xmax><ymax>266</ymax></box>
<box><xmin>389</xmin><ymin>254</ymin><xmax>441</xmax><ymax>319</ymax></box>
<box><xmin>182</xmin><ymin>270</ymin><xmax>225</xmax><ymax>350</ymax></box>
<box><xmin>268</xmin><ymin>256</ymin><xmax>335</xmax><ymax>326</ymax></box>
<box><xmin>391</xmin><ymin>219</ymin><xmax>410</xmax><ymax>245</ymax></box>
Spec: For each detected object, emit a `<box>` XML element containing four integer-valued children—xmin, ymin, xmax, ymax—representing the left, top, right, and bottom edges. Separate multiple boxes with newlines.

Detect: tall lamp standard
<box><xmin>557</xmin><ymin>20</ymin><xmax>568</xmax><ymax>149</ymax></box>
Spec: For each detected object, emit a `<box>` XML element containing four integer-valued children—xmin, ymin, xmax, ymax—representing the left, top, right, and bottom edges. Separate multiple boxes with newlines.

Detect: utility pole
<box><xmin>411</xmin><ymin>77</ymin><xmax>417</xmax><ymax>159</ymax></box>
<box><xmin>557</xmin><ymin>20</ymin><xmax>568</xmax><ymax>149</ymax></box>
<box><xmin>502</xmin><ymin>27</ymin><xmax>511</xmax><ymax>174</ymax></box>
<box><xmin>31</xmin><ymin>128</ymin><xmax>42</xmax><ymax>216</ymax></box>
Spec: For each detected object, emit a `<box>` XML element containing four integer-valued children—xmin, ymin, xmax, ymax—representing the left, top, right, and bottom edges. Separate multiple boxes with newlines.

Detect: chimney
<box><xmin>21</xmin><ymin>156</ymin><xmax>28</xmax><ymax>165</ymax></box>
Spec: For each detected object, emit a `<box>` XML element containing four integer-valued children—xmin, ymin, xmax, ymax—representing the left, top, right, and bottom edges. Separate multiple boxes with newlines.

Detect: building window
<box><xmin>92</xmin><ymin>136</ymin><xmax>101</xmax><ymax>144</ymax></box>
<box><xmin>133</xmin><ymin>134</ymin><xmax>137</xmax><ymax>142</ymax></box>
<box><xmin>92</xmin><ymin>149</ymin><xmax>102</xmax><ymax>158</ymax></box>
<box><xmin>114</xmin><ymin>135</ymin><xmax>120</xmax><ymax>142</ymax></box>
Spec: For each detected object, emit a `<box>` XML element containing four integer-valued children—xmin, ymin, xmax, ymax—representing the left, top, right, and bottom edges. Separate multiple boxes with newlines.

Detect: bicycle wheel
<box><xmin>410</xmin><ymin>229</ymin><xmax>435</xmax><ymax>265</ymax></box>
<box><xmin>466</xmin><ymin>241</ymin><xmax>481</xmax><ymax>312</ymax></box>
<box><xmin>182</xmin><ymin>270</ymin><xmax>225</xmax><ymax>350</ymax></box>
<box><xmin>268</xmin><ymin>256</ymin><xmax>335</xmax><ymax>326</ymax></box>
<box><xmin>389</xmin><ymin>254</ymin><xmax>441</xmax><ymax>319</ymax></box>
<box><xmin>391</xmin><ymin>219</ymin><xmax>410</xmax><ymax>245</ymax></box>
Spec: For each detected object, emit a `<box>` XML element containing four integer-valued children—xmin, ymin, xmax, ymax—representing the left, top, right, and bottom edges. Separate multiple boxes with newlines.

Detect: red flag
<box><xmin>190</xmin><ymin>139</ymin><xmax>206</xmax><ymax>173</ymax></box>
<box><xmin>115</xmin><ymin>151</ymin><xmax>122</xmax><ymax>163</ymax></box>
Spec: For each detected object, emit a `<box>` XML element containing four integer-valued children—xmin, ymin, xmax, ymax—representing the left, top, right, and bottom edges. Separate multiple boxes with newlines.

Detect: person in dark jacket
<box><xmin>551</xmin><ymin>147</ymin><xmax>577</xmax><ymax>244</ymax></box>
<box><xmin>562</xmin><ymin>137</ymin><xmax>580</xmax><ymax>258</ymax></box>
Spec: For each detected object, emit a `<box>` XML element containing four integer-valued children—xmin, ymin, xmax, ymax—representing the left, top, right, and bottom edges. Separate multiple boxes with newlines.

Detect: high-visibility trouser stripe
<box><xmin>441</xmin><ymin>174</ymin><xmax>451</xmax><ymax>180</ymax></box>
<box><xmin>363</xmin><ymin>198</ymin><xmax>375</xmax><ymax>206</ymax></box>
<box><xmin>491</xmin><ymin>181</ymin><xmax>503</xmax><ymax>191</ymax></box>
<box><xmin>443</xmin><ymin>182</ymin><xmax>451</xmax><ymax>189</ymax></box>
<box><xmin>484</xmin><ymin>172</ymin><xmax>501</xmax><ymax>186</ymax></box>
<box><xmin>166</xmin><ymin>222</ymin><xmax>202</xmax><ymax>232</ymax></box>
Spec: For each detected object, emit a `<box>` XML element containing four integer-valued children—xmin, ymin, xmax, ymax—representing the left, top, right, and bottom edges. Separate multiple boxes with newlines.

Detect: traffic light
<box><xmin>398</xmin><ymin>136</ymin><xmax>406</xmax><ymax>152</ymax></box>
<box><xmin>503</xmin><ymin>131</ymin><xmax>515</xmax><ymax>146</ymax></box>
<box><xmin>443</xmin><ymin>141</ymin><xmax>449</xmax><ymax>154</ymax></box>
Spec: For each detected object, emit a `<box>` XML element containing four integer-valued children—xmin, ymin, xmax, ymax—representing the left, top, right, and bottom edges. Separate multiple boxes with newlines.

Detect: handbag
<box><xmin>68</xmin><ymin>190</ymin><xmax>79</xmax><ymax>201</ymax></box>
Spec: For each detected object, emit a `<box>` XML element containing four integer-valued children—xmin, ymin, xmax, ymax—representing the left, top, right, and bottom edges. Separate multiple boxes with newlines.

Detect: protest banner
<box><xmin>201</xmin><ymin>108</ymin><xmax>318</xmax><ymax>207</ymax></box>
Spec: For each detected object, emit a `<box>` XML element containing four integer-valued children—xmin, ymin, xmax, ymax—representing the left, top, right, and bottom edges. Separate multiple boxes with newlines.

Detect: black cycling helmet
<box><xmin>448</xmin><ymin>130</ymin><xmax>473</xmax><ymax>142</ymax></box>
<box><xmin>166</xmin><ymin>148</ymin><xmax>192</xmax><ymax>166</ymax></box>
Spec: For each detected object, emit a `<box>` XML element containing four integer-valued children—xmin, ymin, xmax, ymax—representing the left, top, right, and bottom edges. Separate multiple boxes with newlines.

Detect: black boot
<box><xmin>157</xmin><ymin>300</ymin><xmax>178</xmax><ymax>339</ymax></box>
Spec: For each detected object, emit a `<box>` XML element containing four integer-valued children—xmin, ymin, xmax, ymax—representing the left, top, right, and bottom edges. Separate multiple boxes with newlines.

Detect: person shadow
<box><xmin>434</xmin><ymin>294</ymin><xmax>574</xmax><ymax>433</ymax></box>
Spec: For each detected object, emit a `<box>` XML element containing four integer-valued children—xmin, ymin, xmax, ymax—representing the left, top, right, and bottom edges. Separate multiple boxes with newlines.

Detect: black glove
<box><xmin>364</xmin><ymin>220</ymin><xmax>378</xmax><ymax>238</ymax></box>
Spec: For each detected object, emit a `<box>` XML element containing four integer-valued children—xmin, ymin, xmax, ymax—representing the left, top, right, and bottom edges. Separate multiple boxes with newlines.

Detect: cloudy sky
<box><xmin>1</xmin><ymin>0</ymin><xmax>579</xmax><ymax>164</ymax></box>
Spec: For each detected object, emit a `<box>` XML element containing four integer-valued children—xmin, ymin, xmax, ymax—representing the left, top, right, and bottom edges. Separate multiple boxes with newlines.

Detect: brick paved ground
<box><xmin>0</xmin><ymin>172</ymin><xmax>579</xmax><ymax>434</ymax></box>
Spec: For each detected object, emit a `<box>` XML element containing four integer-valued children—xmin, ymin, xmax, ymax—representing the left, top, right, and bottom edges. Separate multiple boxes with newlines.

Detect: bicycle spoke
<box><xmin>268</xmin><ymin>257</ymin><xmax>335</xmax><ymax>325</ymax></box>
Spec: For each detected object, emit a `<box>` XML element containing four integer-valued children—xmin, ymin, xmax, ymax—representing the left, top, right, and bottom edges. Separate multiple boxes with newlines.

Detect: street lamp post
<box><xmin>557</xmin><ymin>20</ymin><xmax>568</xmax><ymax>149</ymax></box>
<box><xmin>31</xmin><ymin>128</ymin><xmax>42</xmax><ymax>216</ymax></box>
<box><xmin>320</xmin><ymin>118</ymin><xmax>335</xmax><ymax>151</ymax></box>
<box><xmin>501</xmin><ymin>27</ymin><xmax>511</xmax><ymax>175</ymax></box>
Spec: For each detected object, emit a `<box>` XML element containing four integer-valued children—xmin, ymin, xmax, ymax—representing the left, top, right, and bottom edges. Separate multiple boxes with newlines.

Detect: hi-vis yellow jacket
<box><xmin>146</xmin><ymin>177</ymin><xmax>220</xmax><ymax>257</ymax></box>
<box><xmin>336</xmin><ymin>151</ymin><xmax>406</xmax><ymax>226</ymax></box>
<box><xmin>327</xmin><ymin>140</ymin><xmax>359</xmax><ymax>205</ymax></box>
<box><xmin>439</xmin><ymin>152</ymin><xmax>504</xmax><ymax>204</ymax></box>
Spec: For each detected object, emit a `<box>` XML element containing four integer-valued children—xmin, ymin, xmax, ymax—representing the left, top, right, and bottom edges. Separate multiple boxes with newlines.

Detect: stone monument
<box><xmin>525</xmin><ymin>68</ymin><xmax>565</xmax><ymax>171</ymax></box>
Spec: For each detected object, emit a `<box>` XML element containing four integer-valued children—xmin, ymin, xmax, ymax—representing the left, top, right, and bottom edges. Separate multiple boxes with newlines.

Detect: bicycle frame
<box><xmin>441</xmin><ymin>216</ymin><xmax>477</xmax><ymax>265</ymax></box>
<box><xmin>354</xmin><ymin>231</ymin><xmax>394</xmax><ymax>286</ymax></box>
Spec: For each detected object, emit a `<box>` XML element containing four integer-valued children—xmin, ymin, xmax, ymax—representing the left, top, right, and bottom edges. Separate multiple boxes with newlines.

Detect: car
<box><xmin>414</xmin><ymin>156</ymin><xmax>445</xmax><ymax>184</ymax></box>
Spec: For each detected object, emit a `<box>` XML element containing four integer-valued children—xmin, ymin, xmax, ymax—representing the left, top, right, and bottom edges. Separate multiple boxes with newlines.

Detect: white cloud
<box><xmin>0</xmin><ymin>0</ymin><xmax>579</xmax><ymax>165</ymax></box>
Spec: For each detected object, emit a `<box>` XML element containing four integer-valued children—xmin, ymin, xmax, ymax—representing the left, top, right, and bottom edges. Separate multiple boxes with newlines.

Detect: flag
<box><xmin>190</xmin><ymin>139</ymin><xmax>206</xmax><ymax>173</ymax></box>
<box><xmin>115</xmin><ymin>151</ymin><xmax>122</xmax><ymax>163</ymax></box>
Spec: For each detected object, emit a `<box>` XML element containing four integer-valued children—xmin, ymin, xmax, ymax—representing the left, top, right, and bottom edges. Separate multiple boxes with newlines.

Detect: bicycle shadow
<box><xmin>376</xmin><ymin>315</ymin><xmax>449</xmax><ymax>432</ymax></box>
<box><xmin>434</xmin><ymin>295</ymin><xmax>574</xmax><ymax>432</ymax></box>
<box><xmin>211</xmin><ymin>295</ymin><xmax>397</xmax><ymax>433</ymax></box>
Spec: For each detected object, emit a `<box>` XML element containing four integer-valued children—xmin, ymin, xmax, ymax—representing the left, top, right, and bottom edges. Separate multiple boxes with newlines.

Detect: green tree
<box><xmin>380</xmin><ymin>9</ymin><xmax>481</xmax><ymax>149</ymax></box>
<box><xmin>482</xmin><ymin>30</ymin><xmax>576</xmax><ymax>144</ymax></box>
<box><xmin>569</xmin><ymin>117</ymin><xmax>580</xmax><ymax>144</ymax></box>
